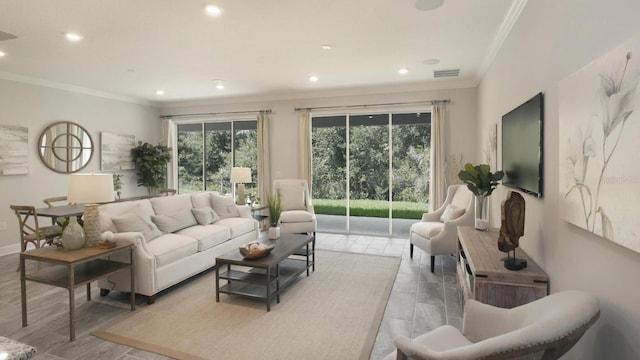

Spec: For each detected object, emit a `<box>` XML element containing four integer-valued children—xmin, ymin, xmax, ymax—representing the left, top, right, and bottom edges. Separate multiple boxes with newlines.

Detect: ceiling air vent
<box><xmin>0</xmin><ymin>31</ymin><xmax>17</xmax><ymax>41</ymax></box>
<box><xmin>434</xmin><ymin>69</ymin><xmax>460</xmax><ymax>78</ymax></box>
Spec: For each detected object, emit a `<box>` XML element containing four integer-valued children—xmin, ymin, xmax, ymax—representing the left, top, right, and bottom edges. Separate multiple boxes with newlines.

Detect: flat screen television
<box><xmin>501</xmin><ymin>92</ymin><xmax>544</xmax><ymax>198</ymax></box>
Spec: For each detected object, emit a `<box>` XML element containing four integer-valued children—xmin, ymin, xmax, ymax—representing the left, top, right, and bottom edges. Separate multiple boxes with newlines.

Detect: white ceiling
<box><xmin>0</xmin><ymin>0</ymin><xmax>525</xmax><ymax>104</ymax></box>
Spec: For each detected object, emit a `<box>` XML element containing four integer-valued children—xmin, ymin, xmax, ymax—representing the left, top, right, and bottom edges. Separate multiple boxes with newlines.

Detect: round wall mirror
<box><xmin>38</xmin><ymin>121</ymin><xmax>94</xmax><ymax>173</ymax></box>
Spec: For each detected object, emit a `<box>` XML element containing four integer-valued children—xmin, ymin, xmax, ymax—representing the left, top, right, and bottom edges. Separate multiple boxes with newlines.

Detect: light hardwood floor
<box><xmin>0</xmin><ymin>233</ymin><xmax>463</xmax><ymax>360</ymax></box>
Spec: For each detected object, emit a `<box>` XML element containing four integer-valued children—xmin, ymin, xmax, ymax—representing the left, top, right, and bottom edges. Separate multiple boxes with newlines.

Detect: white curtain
<box><xmin>161</xmin><ymin>118</ymin><xmax>177</xmax><ymax>190</ymax></box>
<box><xmin>429</xmin><ymin>103</ymin><xmax>446</xmax><ymax>210</ymax></box>
<box><xmin>297</xmin><ymin>110</ymin><xmax>312</xmax><ymax>191</ymax></box>
<box><xmin>257</xmin><ymin>112</ymin><xmax>271</xmax><ymax>203</ymax></box>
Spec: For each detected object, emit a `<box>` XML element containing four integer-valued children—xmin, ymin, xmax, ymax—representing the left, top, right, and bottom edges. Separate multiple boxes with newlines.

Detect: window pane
<box><xmin>234</xmin><ymin>121</ymin><xmax>258</xmax><ymax>201</ymax></box>
<box><xmin>177</xmin><ymin>124</ymin><xmax>204</xmax><ymax>193</ymax></box>
<box><xmin>204</xmin><ymin>123</ymin><xmax>232</xmax><ymax>193</ymax></box>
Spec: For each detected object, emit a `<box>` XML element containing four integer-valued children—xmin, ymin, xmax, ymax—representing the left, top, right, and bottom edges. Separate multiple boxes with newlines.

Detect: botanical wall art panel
<box><xmin>0</xmin><ymin>125</ymin><xmax>28</xmax><ymax>175</ymax></box>
<box><xmin>559</xmin><ymin>34</ymin><xmax>640</xmax><ymax>253</ymax></box>
<box><xmin>101</xmin><ymin>132</ymin><xmax>135</xmax><ymax>171</ymax></box>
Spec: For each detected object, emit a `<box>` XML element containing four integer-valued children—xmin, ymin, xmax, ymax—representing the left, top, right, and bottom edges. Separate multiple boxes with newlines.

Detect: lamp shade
<box><xmin>230</xmin><ymin>167</ymin><xmax>251</xmax><ymax>184</ymax></box>
<box><xmin>67</xmin><ymin>173</ymin><xmax>115</xmax><ymax>204</ymax></box>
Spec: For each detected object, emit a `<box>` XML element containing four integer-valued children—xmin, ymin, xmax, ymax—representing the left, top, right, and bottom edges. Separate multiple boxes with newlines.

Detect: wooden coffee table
<box><xmin>215</xmin><ymin>233</ymin><xmax>315</xmax><ymax>311</ymax></box>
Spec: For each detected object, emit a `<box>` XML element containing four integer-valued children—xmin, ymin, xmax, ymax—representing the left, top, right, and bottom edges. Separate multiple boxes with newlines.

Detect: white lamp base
<box><xmin>236</xmin><ymin>183</ymin><xmax>246</xmax><ymax>205</ymax></box>
<box><xmin>83</xmin><ymin>203</ymin><xmax>101</xmax><ymax>247</ymax></box>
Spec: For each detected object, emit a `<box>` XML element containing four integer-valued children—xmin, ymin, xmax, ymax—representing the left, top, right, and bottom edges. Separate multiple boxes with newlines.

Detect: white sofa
<box><xmin>96</xmin><ymin>192</ymin><xmax>259</xmax><ymax>304</ymax></box>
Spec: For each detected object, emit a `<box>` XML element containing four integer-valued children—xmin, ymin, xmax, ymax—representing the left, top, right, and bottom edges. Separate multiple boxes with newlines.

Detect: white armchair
<box><xmin>273</xmin><ymin>179</ymin><xmax>317</xmax><ymax>235</ymax></box>
<box><xmin>384</xmin><ymin>290</ymin><xmax>600</xmax><ymax>360</ymax></box>
<box><xmin>410</xmin><ymin>184</ymin><xmax>473</xmax><ymax>272</ymax></box>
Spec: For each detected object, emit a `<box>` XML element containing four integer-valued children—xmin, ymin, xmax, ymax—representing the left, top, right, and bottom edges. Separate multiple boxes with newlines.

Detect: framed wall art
<box><xmin>101</xmin><ymin>132</ymin><xmax>135</xmax><ymax>171</ymax></box>
<box><xmin>559</xmin><ymin>33</ymin><xmax>640</xmax><ymax>253</ymax></box>
<box><xmin>0</xmin><ymin>125</ymin><xmax>28</xmax><ymax>175</ymax></box>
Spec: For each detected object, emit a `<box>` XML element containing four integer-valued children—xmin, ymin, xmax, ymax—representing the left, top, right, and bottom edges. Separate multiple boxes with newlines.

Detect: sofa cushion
<box><xmin>145</xmin><ymin>234</ymin><xmax>198</xmax><ymax>267</ymax></box>
<box><xmin>190</xmin><ymin>192</ymin><xmax>212</xmax><ymax>209</ymax></box>
<box><xmin>216</xmin><ymin>217</ymin><xmax>255</xmax><ymax>238</ymax></box>
<box><xmin>280</xmin><ymin>210</ymin><xmax>314</xmax><ymax>223</ymax></box>
<box><xmin>210</xmin><ymin>193</ymin><xmax>240</xmax><ymax>219</ymax></box>
<box><xmin>98</xmin><ymin>200</ymin><xmax>155</xmax><ymax>233</ymax></box>
<box><xmin>176</xmin><ymin>224</ymin><xmax>230</xmax><ymax>251</ymax></box>
<box><xmin>278</xmin><ymin>183</ymin><xmax>306</xmax><ymax>210</ymax></box>
<box><xmin>112</xmin><ymin>213</ymin><xmax>162</xmax><ymax>242</ymax></box>
<box><xmin>191</xmin><ymin>207</ymin><xmax>221</xmax><ymax>225</ymax></box>
<box><xmin>150</xmin><ymin>194</ymin><xmax>193</xmax><ymax>215</ymax></box>
<box><xmin>440</xmin><ymin>205</ymin><xmax>465</xmax><ymax>222</ymax></box>
<box><xmin>151</xmin><ymin>209</ymin><xmax>198</xmax><ymax>233</ymax></box>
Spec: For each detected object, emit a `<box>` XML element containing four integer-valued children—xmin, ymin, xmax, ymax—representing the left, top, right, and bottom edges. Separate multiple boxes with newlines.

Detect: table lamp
<box><xmin>230</xmin><ymin>167</ymin><xmax>251</xmax><ymax>205</ymax></box>
<box><xmin>67</xmin><ymin>173</ymin><xmax>115</xmax><ymax>247</ymax></box>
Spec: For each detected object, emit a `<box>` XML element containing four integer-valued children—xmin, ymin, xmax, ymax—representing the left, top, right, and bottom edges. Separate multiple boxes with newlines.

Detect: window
<box><xmin>177</xmin><ymin>120</ymin><xmax>257</xmax><ymax>198</ymax></box>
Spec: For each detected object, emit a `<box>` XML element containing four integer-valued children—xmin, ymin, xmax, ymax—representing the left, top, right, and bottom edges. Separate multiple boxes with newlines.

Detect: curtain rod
<box><xmin>160</xmin><ymin>109</ymin><xmax>272</xmax><ymax>119</ymax></box>
<box><xmin>294</xmin><ymin>99</ymin><xmax>450</xmax><ymax>112</ymax></box>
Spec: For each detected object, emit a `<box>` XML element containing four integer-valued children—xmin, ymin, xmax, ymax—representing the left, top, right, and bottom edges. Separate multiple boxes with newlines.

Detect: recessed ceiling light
<box><xmin>65</xmin><ymin>33</ymin><xmax>82</xmax><ymax>42</ymax></box>
<box><xmin>309</xmin><ymin>76</ymin><xmax>319</xmax><ymax>82</ymax></box>
<box><xmin>214</xmin><ymin>79</ymin><xmax>225</xmax><ymax>90</ymax></box>
<box><xmin>321</xmin><ymin>45</ymin><xmax>332</xmax><ymax>50</ymax></box>
<box><xmin>398</xmin><ymin>68</ymin><xmax>409</xmax><ymax>75</ymax></box>
<box><xmin>0</xmin><ymin>51</ymin><xmax>5</xmax><ymax>57</ymax></box>
<box><xmin>205</xmin><ymin>5</ymin><xmax>222</xmax><ymax>16</ymax></box>
<box><xmin>156</xmin><ymin>90</ymin><xmax>165</xmax><ymax>96</ymax></box>
<box><xmin>422</xmin><ymin>58</ymin><xmax>440</xmax><ymax>66</ymax></box>
<box><xmin>415</xmin><ymin>0</ymin><xmax>444</xmax><ymax>11</ymax></box>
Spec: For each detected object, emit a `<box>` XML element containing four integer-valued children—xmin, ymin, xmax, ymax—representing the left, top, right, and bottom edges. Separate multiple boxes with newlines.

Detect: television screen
<box><xmin>501</xmin><ymin>92</ymin><xmax>544</xmax><ymax>198</ymax></box>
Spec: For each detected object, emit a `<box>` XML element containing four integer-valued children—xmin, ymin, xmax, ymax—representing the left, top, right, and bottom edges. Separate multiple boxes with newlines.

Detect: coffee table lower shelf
<box><xmin>217</xmin><ymin>258</ymin><xmax>308</xmax><ymax>309</ymax></box>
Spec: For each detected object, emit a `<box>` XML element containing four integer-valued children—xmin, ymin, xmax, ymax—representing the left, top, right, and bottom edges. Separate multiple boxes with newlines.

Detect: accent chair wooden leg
<box><xmin>410</xmin><ymin>243</ymin><xmax>414</xmax><ymax>258</ymax></box>
<box><xmin>431</xmin><ymin>256</ymin><xmax>435</xmax><ymax>273</ymax></box>
<box><xmin>146</xmin><ymin>295</ymin><xmax>156</xmax><ymax>305</ymax></box>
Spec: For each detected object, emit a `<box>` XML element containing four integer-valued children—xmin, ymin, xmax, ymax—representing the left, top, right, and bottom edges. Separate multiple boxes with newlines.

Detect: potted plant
<box><xmin>113</xmin><ymin>173</ymin><xmax>123</xmax><ymax>200</ymax></box>
<box><xmin>458</xmin><ymin>163</ymin><xmax>504</xmax><ymax>231</ymax></box>
<box><xmin>266</xmin><ymin>192</ymin><xmax>282</xmax><ymax>239</ymax></box>
<box><xmin>131</xmin><ymin>141</ymin><xmax>172</xmax><ymax>196</ymax></box>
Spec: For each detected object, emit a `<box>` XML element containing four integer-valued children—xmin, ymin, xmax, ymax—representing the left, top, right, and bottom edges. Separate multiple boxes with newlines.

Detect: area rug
<box><xmin>93</xmin><ymin>250</ymin><xmax>401</xmax><ymax>360</ymax></box>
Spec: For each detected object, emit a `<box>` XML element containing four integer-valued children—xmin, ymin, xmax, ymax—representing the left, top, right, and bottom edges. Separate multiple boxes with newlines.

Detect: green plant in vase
<box><xmin>113</xmin><ymin>173</ymin><xmax>123</xmax><ymax>199</ymax></box>
<box><xmin>458</xmin><ymin>163</ymin><xmax>504</xmax><ymax>230</ymax></box>
<box><xmin>266</xmin><ymin>192</ymin><xmax>282</xmax><ymax>239</ymax></box>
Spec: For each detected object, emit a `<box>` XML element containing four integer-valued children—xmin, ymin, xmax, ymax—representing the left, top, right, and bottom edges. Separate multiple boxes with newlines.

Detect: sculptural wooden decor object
<box><xmin>498</xmin><ymin>191</ymin><xmax>527</xmax><ymax>270</ymax></box>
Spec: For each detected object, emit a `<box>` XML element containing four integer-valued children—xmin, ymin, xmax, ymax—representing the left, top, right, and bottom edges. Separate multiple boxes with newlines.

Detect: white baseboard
<box><xmin>0</xmin><ymin>243</ymin><xmax>20</xmax><ymax>257</ymax></box>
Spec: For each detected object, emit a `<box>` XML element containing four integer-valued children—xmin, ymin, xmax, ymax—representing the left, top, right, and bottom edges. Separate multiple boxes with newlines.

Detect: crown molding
<box><xmin>474</xmin><ymin>0</ymin><xmax>528</xmax><ymax>86</ymax></box>
<box><xmin>0</xmin><ymin>71</ymin><xmax>152</xmax><ymax>106</ymax></box>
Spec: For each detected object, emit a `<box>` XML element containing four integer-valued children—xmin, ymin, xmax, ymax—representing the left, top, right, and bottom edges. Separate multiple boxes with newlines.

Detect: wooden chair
<box><xmin>10</xmin><ymin>205</ymin><xmax>63</xmax><ymax>270</ymax></box>
<box><xmin>43</xmin><ymin>196</ymin><xmax>68</xmax><ymax>207</ymax></box>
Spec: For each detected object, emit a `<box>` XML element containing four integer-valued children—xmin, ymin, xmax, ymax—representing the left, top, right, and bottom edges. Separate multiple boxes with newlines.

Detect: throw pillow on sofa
<box><xmin>151</xmin><ymin>209</ymin><xmax>198</xmax><ymax>233</ymax></box>
<box><xmin>191</xmin><ymin>207</ymin><xmax>221</xmax><ymax>225</ymax></box>
<box><xmin>210</xmin><ymin>193</ymin><xmax>240</xmax><ymax>219</ymax></box>
<box><xmin>112</xmin><ymin>214</ymin><xmax>162</xmax><ymax>242</ymax></box>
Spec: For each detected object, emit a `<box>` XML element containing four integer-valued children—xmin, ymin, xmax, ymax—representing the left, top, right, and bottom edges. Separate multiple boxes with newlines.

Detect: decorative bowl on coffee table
<box><xmin>239</xmin><ymin>242</ymin><xmax>275</xmax><ymax>259</ymax></box>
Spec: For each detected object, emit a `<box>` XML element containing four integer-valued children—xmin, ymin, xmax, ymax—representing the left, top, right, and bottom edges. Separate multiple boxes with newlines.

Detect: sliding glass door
<box><xmin>312</xmin><ymin>111</ymin><xmax>430</xmax><ymax>237</ymax></box>
<box><xmin>177</xmin><ymin>120</ymin><xmax>257</xmax><ymax>196</ymax></box>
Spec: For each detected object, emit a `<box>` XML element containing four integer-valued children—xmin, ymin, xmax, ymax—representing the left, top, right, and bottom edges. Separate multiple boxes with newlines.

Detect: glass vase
<box><xmin>61</xmin><ymin>217</ymin><xmax>86</xmax><ymax>250</ymax></box>
<box><xmin>474</xmin><ymin>195</ymin><xmax>489</xmax><ymax>231</ymax></box>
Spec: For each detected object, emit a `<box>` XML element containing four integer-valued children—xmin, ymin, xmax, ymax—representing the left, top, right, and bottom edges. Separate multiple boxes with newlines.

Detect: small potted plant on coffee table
<box><xmin>266</xmin><ymin>192</ymin><xmax>281</xmax><ymax>239</ymax></box>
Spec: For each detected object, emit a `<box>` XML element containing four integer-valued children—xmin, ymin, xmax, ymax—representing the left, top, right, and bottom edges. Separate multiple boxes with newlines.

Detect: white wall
<box><xmin>0</xmin><ymin>79</ymin><xmax>160</xmax><ymax>253</ymax></box>
<box><xmin>478</xmin><ymin>0</ymin><xmax>640</xmax><ymax>358</ymax></box>
<box><xmin>159</xmin><ymin>86</ymin><xmax>477</xmax><ymax>185</ymax></box>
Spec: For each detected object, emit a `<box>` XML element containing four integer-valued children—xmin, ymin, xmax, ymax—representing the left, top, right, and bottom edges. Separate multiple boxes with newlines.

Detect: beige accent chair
<box><xmin>273</xmin><ymin>179</ymin><xmax>317</xmax><ymax>235</ymax></box>
<box><xmin>384</xmin><ymin>290</ymin><xmax>600</xmax><ymax>360</ymax></box>
<box><xmin>410</xmin><ymin>184</ymin><xmax>473</xmax><ymax>273</ymax></box>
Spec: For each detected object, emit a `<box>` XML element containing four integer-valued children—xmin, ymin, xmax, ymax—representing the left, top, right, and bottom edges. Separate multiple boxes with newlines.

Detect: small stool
<box><xmin>0</xmin><ymin>336</ymin><xmax>36</xmax><ymax>360</ymax></box>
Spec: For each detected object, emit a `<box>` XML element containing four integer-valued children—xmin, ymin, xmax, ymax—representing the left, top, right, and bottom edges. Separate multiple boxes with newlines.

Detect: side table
<box><xmin>20</xmin><ymin>242</ymin><xmax>136</xmax><ymax>341</ymax></box>
<box><xmin>251</xmin><ymin>205</ymin><xmax>269</xmax><ymax>230</ymax></box>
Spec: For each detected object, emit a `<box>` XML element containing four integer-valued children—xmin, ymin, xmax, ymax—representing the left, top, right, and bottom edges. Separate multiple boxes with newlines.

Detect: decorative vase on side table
<box><xmin>474</xmin><ymin>194</ymin><xmax>489</xmax><ymax>231</ymax></box>
<box><xmin>60</xmin><ymin>217</ymin><xmax>86</xmax><ymax>250</ymax></box>
<box><xmin>458</xmin><ymin>163</ymin><xmax>504</xmax><ymax>231</ymax></box>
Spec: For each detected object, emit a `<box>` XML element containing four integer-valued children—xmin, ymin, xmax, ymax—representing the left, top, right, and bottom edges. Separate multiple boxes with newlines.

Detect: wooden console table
<box><xmin>457</xmin><ymin>226</ymin><xmax>548</xmax><ymax>309</ymax></box>
<box><xmin>20</xmin><ymin>242</ymin><xmax>136</xmax><ymax>341</ymax></box>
